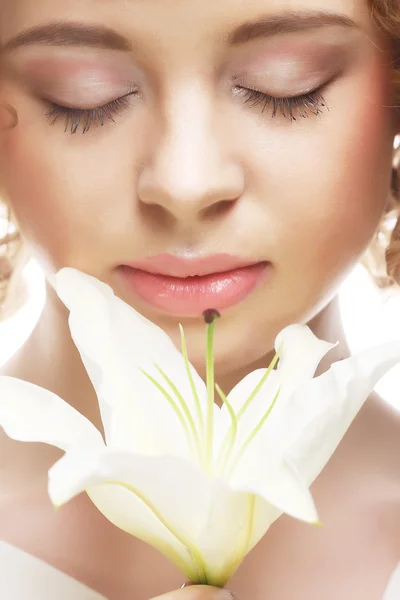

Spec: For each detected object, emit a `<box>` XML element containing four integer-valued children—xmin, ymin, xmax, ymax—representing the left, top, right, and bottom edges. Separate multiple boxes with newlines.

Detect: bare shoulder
<box><xmin>352</xmin><ymin>393</ymin><xmax>400</xmax><ymax>535</ymax></box>
<box><xmin>369</xmin><ymin>394</ymin><xmax>400</xmax><ymax>554</ymax></box>
<box><xmin>333</xmin><ymin>392</ymin><xmax>400</xmax><ymax>512</ymax></box>
<box><xmin>323</xmin><ymin>393</ymin><xmax>400</xmax><ymax>559</ymax></box>
<box><xmin>357</xmin><ymin>393</ymin><xmax>400</xmax><ymax>484</ymax></box>
<box><xmin>370</xmin><ymin>393</ymin><xmax>400</xmax><ymax>463</ymax></box>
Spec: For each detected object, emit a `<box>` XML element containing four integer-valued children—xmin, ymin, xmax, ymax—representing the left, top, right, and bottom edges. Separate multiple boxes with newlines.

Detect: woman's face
<box><xmin>0</xmin><ymin>0</ymin><xmax>398</xmax><ymax>373</ymax></box>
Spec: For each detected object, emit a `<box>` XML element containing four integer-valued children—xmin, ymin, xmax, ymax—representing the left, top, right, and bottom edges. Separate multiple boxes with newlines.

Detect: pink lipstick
<box><xmin>118</xmin><ymin>254</ymin><xmax>270</xmax><ymax>317</ymax></box>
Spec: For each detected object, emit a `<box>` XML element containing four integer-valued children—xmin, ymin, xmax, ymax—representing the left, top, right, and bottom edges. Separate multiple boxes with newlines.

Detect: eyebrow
<box><xmin>228</xmin><ymin>10</ymin><xmax>358</xmax><ymax>45</ymax></box>
<box><xmin>3</xmin><ymin>22</ymin><xmax>133</xmax><ymax>52</ymax></box>
<box><xmin>3</xmin><ymin>10</ymin><xmax>358</xmax><ymax>54</ymax></box>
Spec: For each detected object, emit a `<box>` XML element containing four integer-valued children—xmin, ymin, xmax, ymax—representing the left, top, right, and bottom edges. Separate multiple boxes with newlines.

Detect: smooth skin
<box><xmin>0</xmin><ymin>1</ymin><xmax>399</xmax><ymax>599</ymax></box>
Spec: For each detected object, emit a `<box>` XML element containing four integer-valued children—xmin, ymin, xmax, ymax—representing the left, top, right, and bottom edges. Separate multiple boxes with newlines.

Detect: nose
<box><xmin>137</xmin><ymin>89</ymin><xmax>244</xmax><ymax>221</ymax></box>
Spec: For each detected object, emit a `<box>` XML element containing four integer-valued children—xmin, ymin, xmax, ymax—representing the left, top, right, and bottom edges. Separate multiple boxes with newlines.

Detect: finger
<box><xmin>150</xmin><ymin>585</ymin><xmax>237</xmax><ymax>600</ymax></box>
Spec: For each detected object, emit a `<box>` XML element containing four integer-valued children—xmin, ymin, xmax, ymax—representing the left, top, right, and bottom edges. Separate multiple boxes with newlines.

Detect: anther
<box><xmin>203</xmin><ymin>309</ymin><xmax>221</xmax><ymax>325</ymax></box>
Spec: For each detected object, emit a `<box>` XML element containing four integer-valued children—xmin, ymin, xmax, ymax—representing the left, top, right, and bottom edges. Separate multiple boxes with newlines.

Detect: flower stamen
<box><xmin>179</xmin><ymin>324</ymin><xmax>205</xmax><ymax>439</ymax></box>
<box><xmin>216</xmin><ymin>343</ymin><xmax>283</xmax><ymax>474</ymax></box>
<box><xmin>154</xmin><ymin>364</ymin><xmax>202</xmax><ymax>462</ymax></box>
<box><xmin>203</xmin><ymin>309</ymin><xmax>220</xmax><ymax>473</ymax></box>
<box><xmin>227</xmin><ymin>387</ymin><xmax>281</xmax><ymax>478</ymax></box>
<box><xmin>237</xmin><ymin>342</ymin><xmax>283</xmax><ymax>421</ymax></box>
<box><xmin>215</xmin><ymin>384</ymin><xmax>238</xmax><ymax>475</ymax></box>
<box><xmin>139</xmin><ymin>368</ymin><xmax>197</xmax><ymax>459</ymax></box>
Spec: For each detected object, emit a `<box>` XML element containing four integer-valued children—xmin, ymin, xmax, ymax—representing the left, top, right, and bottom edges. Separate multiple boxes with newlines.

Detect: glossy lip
<box><xmin>118</xmin><ymin>254</ymin><xmax>271</xmax><ymax>317</ymax></box>
<box><xmin>122</xmin><ymin>254</ymin><xmax>264</xmax><ymax>278</ymax></box>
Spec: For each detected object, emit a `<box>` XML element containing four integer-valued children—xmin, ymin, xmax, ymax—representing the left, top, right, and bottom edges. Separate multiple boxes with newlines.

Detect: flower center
<box><xmin>142</xmin><ymin>310</ymin><xmax>283</xmax><ymax>478</ymax></box>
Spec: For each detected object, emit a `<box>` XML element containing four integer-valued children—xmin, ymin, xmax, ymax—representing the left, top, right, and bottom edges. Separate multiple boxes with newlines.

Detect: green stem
<box><xmin>205</xmin><ymin>317</ymin><xmax>217</xmax><ymax>474</ymax></box>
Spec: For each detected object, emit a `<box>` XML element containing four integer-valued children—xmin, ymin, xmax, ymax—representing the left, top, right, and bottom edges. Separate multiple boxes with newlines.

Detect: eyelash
<box><xmin>236</xmin><ymin>86</ymin><xmax>328</xmax><ymax>121</ymax></box>
<box><xmin>45</xmin><ymin>92</ymin><xmax>137</xmax><ymax>135</ymax></box>
<box><xmin>45</xmin><ymin>85</ymin><xmax>328</xmax><ymax>135</ymax></box>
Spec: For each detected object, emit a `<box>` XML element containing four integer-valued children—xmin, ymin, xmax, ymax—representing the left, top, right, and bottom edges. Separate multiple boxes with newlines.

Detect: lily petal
<box><xmin>223</xmin><ymin>369</ymin><xmax>279</xmax><ymax>416</ymax></box>
<box><xmin>218</xmin><ymin>325</ymin><xmax>335</xmax><ymax>457</ymax></box>
<box><xmin>0</xmin><ymin>376</ymin><xmax>104</xmax><ymax>451</ymax></box>
<box><xmin>49</xmin><ymin>448</ymin><xmax>200</xmax><ymax>580</ymax></box>
<box><xmin>48</xmin><ymin>449</ymin><xmax>268</xmax><ymax>585</ymax></box>
<box><xmin>55</xmin><ymin>268</ymin><xmax>207</xmax><ymax>459</ymax></box>
<box><xmin>279</xmin><ymin>339</ymin><xmax>400</xmax><ymax>485</ymax></box>
<box><xmin>216</xmin><ymin>369</ymin><xmax>280</xmax><ymax>460</ymax></box>
<box><xmin>87</xmin><ymin>484</ymin><xmax>198</xmax><ymax>581</ymax></box>
<box><xmin>247</xmin><ymin>495</ymin><xmax>282</xmax><ymax>552</ymax></box>
<box><xmin>275</xmin><ymin>324</ymin><xmax>337</xmax><ymax>391</ymax></box>
<box><xmin>229</xmin><ymin>437</ymin><xmax>319</xmax><ymax>524</ymax></box>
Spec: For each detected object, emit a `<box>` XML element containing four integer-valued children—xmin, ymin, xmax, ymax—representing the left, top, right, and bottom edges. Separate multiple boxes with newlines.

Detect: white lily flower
<box><xmin>0</xmin><ymin>268</ymin><xmax>399</xmax><ymax>586</ymax></box>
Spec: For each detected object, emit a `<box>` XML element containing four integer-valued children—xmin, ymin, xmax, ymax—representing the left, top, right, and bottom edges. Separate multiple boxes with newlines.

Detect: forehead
<box><xmin>0</xmin><ymin>0</ymin><xmax>372</xmax><ymax>47</ymax></box>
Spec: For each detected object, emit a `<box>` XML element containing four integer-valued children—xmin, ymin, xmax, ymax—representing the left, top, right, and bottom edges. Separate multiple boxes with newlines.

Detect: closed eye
<box><xmin>44</xmin><ymin>84</ymin><xmax>329</xmax><ymax>135</ymax></box>
<box><xmin>236</xmin><ymin>85</ymin><xmax>329</xmax><ymax>121</ymax></box>
<box><xmin>44</xmin><ymin>91</ymin><xmax>138</xmax><ymax>134</ymax></box>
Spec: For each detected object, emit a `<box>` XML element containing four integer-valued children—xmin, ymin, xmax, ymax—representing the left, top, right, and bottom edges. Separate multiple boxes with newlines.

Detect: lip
<box><xmin>118</xmin><ymin>254</ymin><xmax>271</xmax><ymax>317</ymax></box>
<box><xmin>123</xmin><ymin>254</ymin><xmax>265</xmax><ymax>278</ymax></box>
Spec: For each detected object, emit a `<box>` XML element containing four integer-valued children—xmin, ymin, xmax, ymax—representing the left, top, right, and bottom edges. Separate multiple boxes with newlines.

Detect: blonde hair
<box><xmin>365</xmin><ymin>0</ymin><xmax>400</xmax><ymax>286</ymax></box>
<box><xmin>0</xmin><ymin>0</ymin><xmax>400</xmax><ymax>318</ymax></box>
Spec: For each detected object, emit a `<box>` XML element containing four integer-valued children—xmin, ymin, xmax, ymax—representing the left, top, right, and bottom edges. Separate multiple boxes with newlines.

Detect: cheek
<box><xmin>260</xmin><ymin>55</ymin><xmax>393</xmax><ymax>279</ymax></box>
<box><xmin>0</xmin><ymin>123</ymin><xmax>128</xmax><ymax>274</ymax></box>
<box><xmin>0</xmin><ymin>133</ymin><xmax>77</xmax><ymax>271</ymax></box>
<box><xmin>0</xmin><ymin>133</ymin><xmax>58</xmax><ymax>269</ymax></box>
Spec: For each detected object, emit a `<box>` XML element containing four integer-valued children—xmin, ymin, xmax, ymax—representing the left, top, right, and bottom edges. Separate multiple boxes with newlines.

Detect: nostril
<box><xmin>201</xmin><ymin>198</ymin><xmax>237</xmax><ymax>222</ymax></box>
<box><xmin>138</xmin><ymin>201</ymin><xmax>175</xmax><ymax>230</ymax></box>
